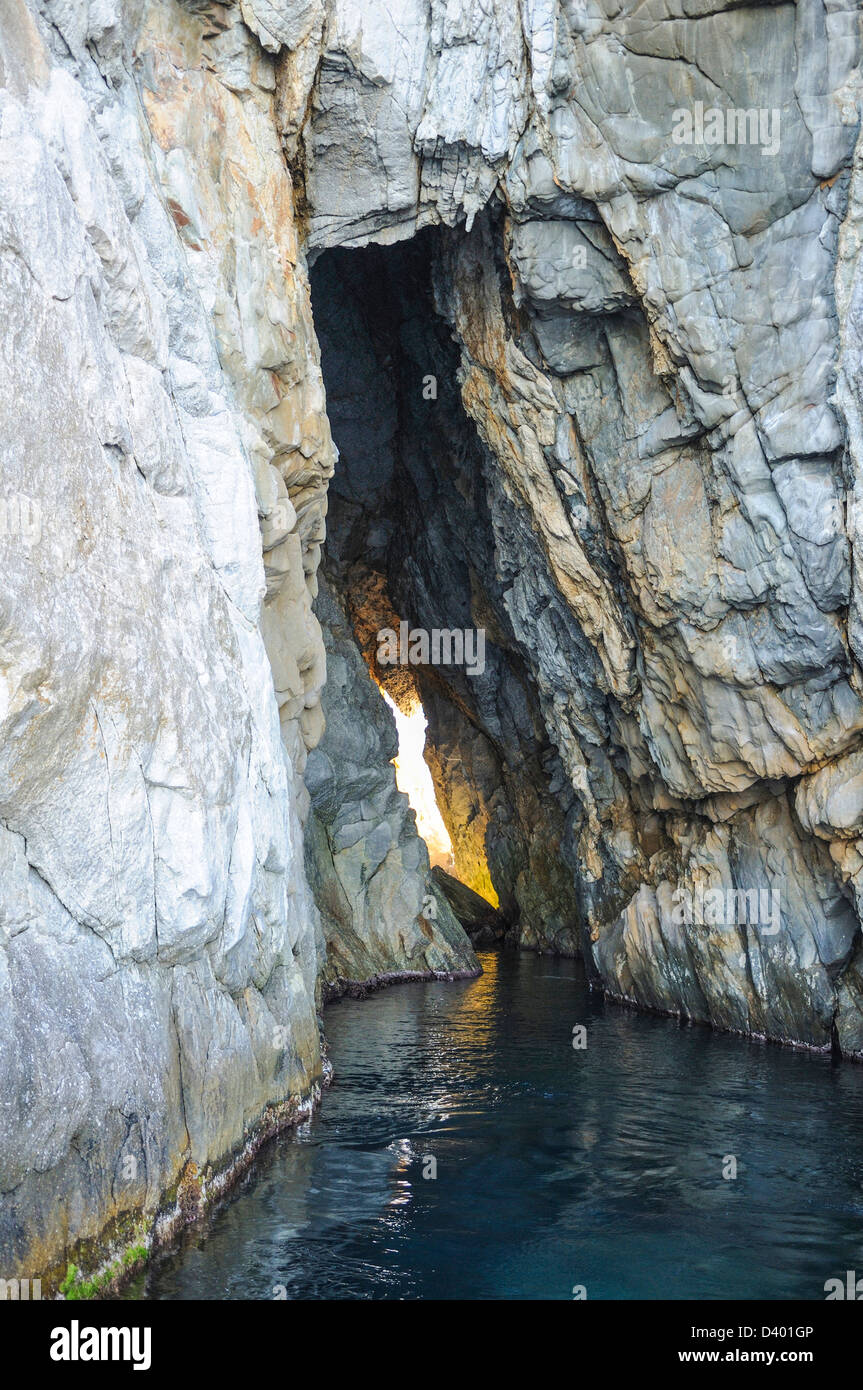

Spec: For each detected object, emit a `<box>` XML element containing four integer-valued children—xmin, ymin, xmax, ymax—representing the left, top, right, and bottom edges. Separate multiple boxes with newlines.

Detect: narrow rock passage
<box><xmin>305</xmin><ymin>230</ymin><xmax>582</xmax><ymax>985</ymax></box>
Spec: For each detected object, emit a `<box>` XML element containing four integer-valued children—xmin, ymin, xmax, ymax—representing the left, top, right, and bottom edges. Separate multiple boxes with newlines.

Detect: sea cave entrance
<box><xmin>305</xmin><ymin>226</ymin><xmax>580</xmax><ymax>953</ymax></box>
<box><xmin>307</xmin><ymin>227</ymin><xmax>504</xmax><ymax>916</ymax></box>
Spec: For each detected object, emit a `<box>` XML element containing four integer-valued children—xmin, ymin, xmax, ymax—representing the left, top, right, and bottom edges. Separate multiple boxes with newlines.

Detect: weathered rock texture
<box><xmin>3</xmin><ymin>0</ymin><xmax>863</xmax><ymax>1294</ymax></box>
<box><xmin>431</xmin><ymin>866</ymin><xmax>507</xmax><ymax>947</ymax></box>
<box><xmin>0</xmin><ymin>0</ymin><xmax>337</xmax><ymax>1289</ymax></box>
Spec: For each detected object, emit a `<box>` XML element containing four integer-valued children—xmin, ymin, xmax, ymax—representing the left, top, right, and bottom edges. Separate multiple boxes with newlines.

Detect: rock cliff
<box><xmin>0</xmin><ymin>0</ymin><xmax>335</xmax><ymax>1289</ymax></box>
<box><xmin>1</xmin><ymin>0</ymin><xmax>863</xmax><ymax>1291</ymax></box>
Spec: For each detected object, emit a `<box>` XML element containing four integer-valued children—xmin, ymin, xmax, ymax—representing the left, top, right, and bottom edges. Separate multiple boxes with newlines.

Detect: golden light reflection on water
<box><xmin>444</xmin><ymin>947</ymin><xmax>500</xmax><ymax>1039</ymax></box>
<box><xmin>383</xmin><ymin>952</ymin><xmax>502</xmax><ymax>1214</ymax></box>
<box><xmin>382</xmin><ymin>690</ymin><xmax>453</xmax><ymax>868</ymax></box>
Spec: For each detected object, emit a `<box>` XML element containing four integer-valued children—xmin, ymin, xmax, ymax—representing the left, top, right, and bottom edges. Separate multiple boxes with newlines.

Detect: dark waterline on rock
<box><xmin>130</xmin><ymin>951</ymin><xmax>863</xmax><ymax>1300</ymax></box>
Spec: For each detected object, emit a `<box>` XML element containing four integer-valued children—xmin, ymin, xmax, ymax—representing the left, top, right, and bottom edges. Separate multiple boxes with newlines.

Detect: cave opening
<box><xmin>307</xmin><ymin>226</ymin><xmax>499</xmax><ymax>907</ymax></box>
<box><xmin>306</xmin><ymin>225</ymin><xmax>582</xmax><ymax>955</ymax></box>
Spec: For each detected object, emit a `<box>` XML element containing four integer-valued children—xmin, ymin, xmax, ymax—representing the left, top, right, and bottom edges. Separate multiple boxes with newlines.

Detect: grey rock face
<box><xmin>0</xmin><ymin>0</ymin><xmax>329</xmax><ymax>1288</ymax></box>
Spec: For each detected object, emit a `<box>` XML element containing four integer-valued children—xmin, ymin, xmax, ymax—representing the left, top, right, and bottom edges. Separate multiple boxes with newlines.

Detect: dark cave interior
<box><xmin>308</xmin><ymin>228</ymin><xmax>582</xmax><ymax>950</ymax></box>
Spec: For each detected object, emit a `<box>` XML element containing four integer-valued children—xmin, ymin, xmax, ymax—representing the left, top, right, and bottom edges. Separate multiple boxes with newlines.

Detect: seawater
<box><xmin>131</xmin><ymin>950</ymin><xmax>863</xmax><ymax>1300</ymax></box>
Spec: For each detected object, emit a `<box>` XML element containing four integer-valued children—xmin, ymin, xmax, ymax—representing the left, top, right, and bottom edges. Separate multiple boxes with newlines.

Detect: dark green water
<box><xmin>133</xmin><ymin>950</ymin><xmax>863</xmax><ymax>1300</ymax></box>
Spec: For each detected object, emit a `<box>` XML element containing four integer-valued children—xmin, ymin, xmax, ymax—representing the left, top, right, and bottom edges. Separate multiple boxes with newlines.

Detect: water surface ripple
<box><xmin>134</xmin><ymin>951</ymin><xmax>863</xmax><ymax>1300</ymax></box>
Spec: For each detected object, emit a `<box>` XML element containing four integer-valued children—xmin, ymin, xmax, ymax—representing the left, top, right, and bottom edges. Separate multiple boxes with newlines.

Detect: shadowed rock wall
<box><xmin>305</xmin><ymin>575</ymin><xmax>479</xmax><ymax>995</ymax></box>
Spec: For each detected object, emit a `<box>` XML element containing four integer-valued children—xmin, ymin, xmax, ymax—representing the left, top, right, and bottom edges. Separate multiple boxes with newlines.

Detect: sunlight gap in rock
<box><xmin>381</xmin><ymin>689</ymin><xmax>453</xmax><ymax>870</ymax></box>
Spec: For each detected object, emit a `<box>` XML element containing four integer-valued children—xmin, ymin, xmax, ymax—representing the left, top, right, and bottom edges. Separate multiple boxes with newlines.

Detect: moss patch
<box><xmin>60</xmin><ymin>1244</ymin><xmax>149</xmax><ymax>1300</ymax></box>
